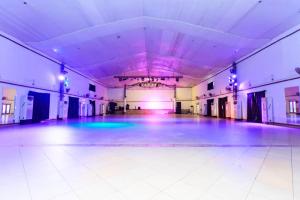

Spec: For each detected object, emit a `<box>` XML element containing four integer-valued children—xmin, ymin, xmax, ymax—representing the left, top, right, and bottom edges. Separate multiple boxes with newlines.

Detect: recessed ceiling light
<box><xmin>53</xmin><ymin>48</ymin><xmax>59</xmax><ymax>53</ymax></box>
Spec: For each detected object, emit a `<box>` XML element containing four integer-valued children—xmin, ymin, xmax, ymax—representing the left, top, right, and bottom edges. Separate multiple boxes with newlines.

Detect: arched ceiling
<box><xmin>1</xmin><ymin>0</ymin><xmax>300</xmax><ymax>87</ymax></box>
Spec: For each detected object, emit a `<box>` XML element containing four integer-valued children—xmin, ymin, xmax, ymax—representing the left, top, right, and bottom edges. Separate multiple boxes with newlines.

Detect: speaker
<box><xmin>176</xmin><ymin>102</ymin><xmax>182</xmax><ymax>114</ymax></box>
<box><xmin>295</xmin><ymin>67</ymin><xmax>300</xmax><ymax>75</ymax></box>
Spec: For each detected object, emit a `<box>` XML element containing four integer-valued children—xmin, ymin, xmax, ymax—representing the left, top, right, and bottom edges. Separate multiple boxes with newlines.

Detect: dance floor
<box><xmin>0</xmin><ymin>115</ymin><xmax>299</xmax><ymax>200</ymax></box>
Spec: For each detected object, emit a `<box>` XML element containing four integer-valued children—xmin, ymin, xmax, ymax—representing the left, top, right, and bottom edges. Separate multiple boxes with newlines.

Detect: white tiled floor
<box><xmin>0</xmin><ymin>146</ymin><xmax>299</xmax><ymax>200</ymax></box>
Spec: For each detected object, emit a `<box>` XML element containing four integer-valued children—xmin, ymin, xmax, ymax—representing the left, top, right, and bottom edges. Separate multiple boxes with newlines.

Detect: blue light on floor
<box><xmin>73</xmin><ymin>122</ymin><xmax>135</xmax><ymax>129</ymax></box>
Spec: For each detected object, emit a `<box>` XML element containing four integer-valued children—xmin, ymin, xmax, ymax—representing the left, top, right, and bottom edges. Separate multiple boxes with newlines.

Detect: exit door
<box><xmin>207</xmin><ymin>99</ymin><xmax>214</xmax><ymax>117</ymax></box>
<box><xmin>247</xmin><ymin>91</ymin><xmax>266</xmax><ymax>123</ymax></box>
<box><xmin>218</xmin><ymin>97</ymin><xmax>227</xmax><ymax>118</ymax></box>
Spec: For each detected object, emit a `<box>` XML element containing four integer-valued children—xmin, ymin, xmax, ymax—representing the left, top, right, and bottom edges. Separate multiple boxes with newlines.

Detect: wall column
<box><xmin>58</xmin><ymin>64</ymin><xmax>65</xmax><ymax>119</ymax></box>
<box><xmin>123</xmin><ymin>84</ymin><xmax>127</xmax><ymax>113</ymax></box>
<box><xmin>59</xmin><ymin>64</ymin><xmax>65</xmax><ymax>101</ymax></box>
<box><xmin>173</xmin><ymin>85</ymin><xmax>177</xmax><ymax>113</ymax></box>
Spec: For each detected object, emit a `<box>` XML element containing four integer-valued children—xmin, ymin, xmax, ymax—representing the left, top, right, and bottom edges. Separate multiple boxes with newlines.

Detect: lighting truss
<box><xmin>127</xmin><ymin>81</ymin><xmax>176</xmax><ymax>89</ymax></box>
<box><xmin>114</xmin><ymin>75</ymin><xmax>183</xmax><ymax>82</ymax></box>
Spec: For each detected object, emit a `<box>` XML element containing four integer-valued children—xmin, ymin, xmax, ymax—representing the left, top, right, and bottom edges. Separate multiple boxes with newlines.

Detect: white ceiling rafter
<box><xmin>0</xmin><ymin>0</ymin><xmax>300</xmax><ymax>87</ymax></box>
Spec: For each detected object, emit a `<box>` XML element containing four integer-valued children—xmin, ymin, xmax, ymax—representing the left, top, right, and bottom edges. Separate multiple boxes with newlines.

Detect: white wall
<box><xmin>108</xmin><ymin>87</ymin><xmax>193</xmax><ymax>110</ymax></box>
<box><xmin>176</xmin><ymin>88</ymin><xmax>193</xmax><ymax>110</ymax></box>
<box><xmin>192</xmin><ymin>26</ymin><xmax>300</xmax><ymax>123</ymax></box>
<box><xmin>0</xmin><ymin>34</ymin><xmax>108</xmax><ymax>123</ymax></box>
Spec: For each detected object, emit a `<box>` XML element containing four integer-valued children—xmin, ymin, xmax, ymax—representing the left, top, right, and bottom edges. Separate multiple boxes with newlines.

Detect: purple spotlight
<box><xmin>234</xmin><ymin>82</ymin><xmax>238</xmax><ymax>86</ymax></box>
<box><xmin>232</xmin><ymin>74</ymin><xmax>237</xmax><ymax>79</ymax></box>
<box><xmin>53</xmin><ymin>48</ymin><xmax>59</xmax><ymax>53</ymax></box>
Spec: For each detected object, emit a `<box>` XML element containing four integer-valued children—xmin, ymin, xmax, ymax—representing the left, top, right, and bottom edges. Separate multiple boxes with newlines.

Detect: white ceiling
<box><xmin>0</xmin><ymin>0</ymin><xmax>300</xmax><ymax>87</ymax></box>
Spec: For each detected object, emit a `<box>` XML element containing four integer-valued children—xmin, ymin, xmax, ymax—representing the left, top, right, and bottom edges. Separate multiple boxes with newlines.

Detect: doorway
<box><xmin>176</xmin><ymin>102</ymin><xmax>182</xmax><ymax>114</ymax></box>
<box><xmin>90</xmin><ymin>100</ymin><xmax>96</xmax><ymax>116</ymax></box>
<box><xmin>68</xmin><ymin>97</ymin><xmax>79</xmax><ymax>119</ymax></box>
<box><xmin>247</xmin><ymin>91</ymin><xmax>265</xmax><ymax>123</ymax></box>
<box><xmin>207</xmin><ymin>99</ymin><xmax>214</xmax><ymax>117</ymax></box>
<box><xmin>218</xmin><ymin>97</ymin><xmax>227</xmax><ymax>118</ymax></box>
<box><xmin>28</xmin><ymin>91</ymin><xmax>50</xmax><ymax>123</ymax></box>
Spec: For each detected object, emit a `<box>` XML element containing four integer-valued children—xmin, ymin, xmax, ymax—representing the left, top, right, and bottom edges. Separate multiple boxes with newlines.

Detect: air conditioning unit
<box><xmin>233</xmin><ymin>100</ymin><xmax>243</xmax><ymax>120</ymax></box>
<box><xmin>226</xmin><ymin>102</ymin><xmax>231</xmax><ymax>118</ymax></box>
<box><xmin>211</xmin><ymin>103</ymin><xmax>217</xmax><ymax>117</ymax></box>
<box><xmin>261</xmin><ymin>97</ymin><xmax>274</xmax><ymax>123</ymax></box>
<box><xmin>87</xmin><ymin>104</ymin><xmax>93</xmax><ymax>116</ymax></box>
<box><xmin>100</xmin><ymin>103</ymin><xmax>106</xmax><ymax>116</ymax></box>
<box><xmin>203</xmin><ymin>103</ymin><xmax>207</xmax><ymax>116</ymax></box>
<box><xmin>225</xmin><ymin>86</ymin><xmax>232</xmax><ymax>91</ymax></box>
<box><xmin>80</xmin><ymin>102</ymin><xmax>88</xmax><ymax>117</ymax></box>
<box><xmin>58</xmin><ymin>100</ymin><xmax>68</xmax><ymax>119</ymax></box>
<box><xmin>20</xmin><ymin>95</ymin><xmax>34</xmax><ymax>122</ymax></box>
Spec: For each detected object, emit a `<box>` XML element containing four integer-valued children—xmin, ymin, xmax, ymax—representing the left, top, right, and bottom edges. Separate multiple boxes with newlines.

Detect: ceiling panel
<box><xmin>0</xmin><ymin>0</ymin><xmax>299</xmax><ymax>87</ymax></box>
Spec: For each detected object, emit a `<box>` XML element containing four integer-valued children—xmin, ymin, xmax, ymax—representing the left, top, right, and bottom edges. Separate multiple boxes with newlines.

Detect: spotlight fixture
<box><xmin>53</xmin><ymin>48</ymin><xmax>59</xmax><ymax>53</ymax></box>
<box><xmin>176</xmin><ymin>77</ymin><xmax>179</xmax><ymax>82</ymax></box>
<box><xmin>58</xmin><ymin>74</ymin><xmax>65</xmax><ymax>81</ymax></box>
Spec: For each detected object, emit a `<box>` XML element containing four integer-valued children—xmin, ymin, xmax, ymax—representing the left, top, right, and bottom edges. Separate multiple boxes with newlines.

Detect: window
<box><xmin>289</xmin><ymin>101</ymin><xmax>297</xmax><ymax>113</ymax></box>
<box><xmin>207</xmin><ymin>82</ymin><xmax>214</xmax><ymax>90</ymax></box>
<box><xmin>89</xmin><ymin>84</ymin><xmax>96</xmax><ymax>92</ymax></box>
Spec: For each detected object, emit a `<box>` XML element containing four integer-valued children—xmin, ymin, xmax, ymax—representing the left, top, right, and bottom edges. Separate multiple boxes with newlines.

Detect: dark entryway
<box><xmin>218</xmin><ymin>97</ymin><xmax>227</xmax><ymax>118</ymax></box>
<box><xmin>176</xmin><ymin>102</ymin><xmax>182</xmax><ymax>114</ymax></box>
<box><xmin>247</xmin><ymin>91</ymin><xmax>266</xmax><ymax>123</ymax></box>
<box><xmin>28</xmin><ymin>91</ymin><xmax>50</xmax><ymax>123</ymax></box>
<box><xmin>68</xmin><ymin>97</ymin><xmax>79</xmax><ymax>119</ymax></box>
<box><xmin>207</xmin><ymin>99</ymin><xmax>214</xmax><ymax>117</ymax></box>
<box><xmin>90</xmin><ymin>100</ymin><xmax>96</xmax><ymax>116</ymax></box>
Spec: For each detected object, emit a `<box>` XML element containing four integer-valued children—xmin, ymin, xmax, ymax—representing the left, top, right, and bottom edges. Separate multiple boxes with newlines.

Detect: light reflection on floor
<box><xmin>0</xmin><ymin>115</ymin><xmax>299</xmax><ymax>200</ymax></box>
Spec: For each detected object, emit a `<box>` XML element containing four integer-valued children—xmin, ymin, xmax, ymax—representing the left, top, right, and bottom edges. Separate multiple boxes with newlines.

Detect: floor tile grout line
<box><xmin>188</xmin><ymin>147</ymin><xmax>253</xmax><ymax>199</ymax></box>
<box><xmin>197</xmin><ymin>147</ymin><xmax>253</xmax><ymax>198</ymax></box>
<box><xmin>244</xmin><ymin>146</ymin><xmax>271</xmax><ymax>200</ymax></box>
<box><xmin>153</xmin><ymin>147</ymin><xmax>249</xmax><ymax>198</ymax></box>
<box><xmin>145</xmin><ymin>147</ymin><xmax>222</xmax><ymax>200</ymax></box>
<box><xmin>149</xmin><ymin>191</ymin><xmax>176</xmax><ymax>200</ymax></box>
<box><xmin>60</xmin><ymin>147</ymin><xmax>132</xmax><ymax>200</ymax></box>
<box><xmin>291</xmin><ymin>146</ymin><xmax>295</xmax><ymax>200</ymax></box>
<box><xmin>41</xmin><ymin>147</ymin><xmax>81</xmax><ymax>200</ymax></box>
<box><xmin>62</xmin><ymin>146</ymin><xmax>214</xmax><ymax>200</ymax></box>
<box><xmin>18</xmin><ymin>146</ymin><xmax>33</xmax><ymax>200</ymax></box>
